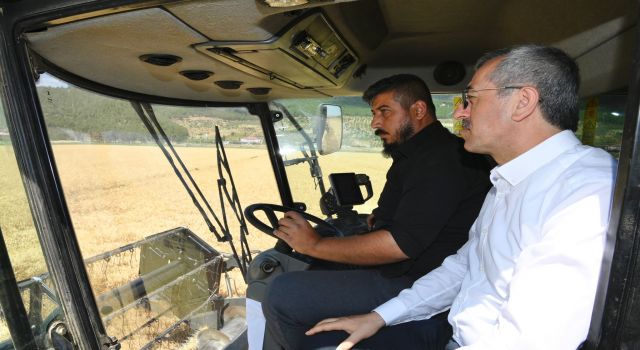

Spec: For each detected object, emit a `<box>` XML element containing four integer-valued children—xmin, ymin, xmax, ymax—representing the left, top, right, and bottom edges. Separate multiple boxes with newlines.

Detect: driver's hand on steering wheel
<box><xmin>273</xmin><ymin>211</ymin><xmax>322</xmax><ymax>256</ymax></box>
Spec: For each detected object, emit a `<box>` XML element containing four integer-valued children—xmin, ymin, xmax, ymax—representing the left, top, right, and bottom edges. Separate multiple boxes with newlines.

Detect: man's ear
<box><xmin>410</xmin><ymin>100</ymin><xmax>428</xmax><ymax>120</ymax></box>
<box><xmin>512</xmin><ymin>86</ymin><xmax>540</xmax><ymax>122</ymax></box>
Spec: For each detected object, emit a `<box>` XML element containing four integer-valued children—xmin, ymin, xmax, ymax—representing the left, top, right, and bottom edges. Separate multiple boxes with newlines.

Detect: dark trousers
<box><xmin>262</xmin><ymin>269</ymin><xmax>414</xmax><ymax>350</ymax></box>
<box><xmin>301</xmin><ymin>313</ymin><xmax>452</xmax><ymax>350</ymax></box>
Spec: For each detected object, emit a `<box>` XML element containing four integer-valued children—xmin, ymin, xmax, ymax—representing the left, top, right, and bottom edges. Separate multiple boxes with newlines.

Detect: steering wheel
<box><xmin>244</xmin><ymin>203</ymin><xmax>344</xmax><ymax>239</ymax></box>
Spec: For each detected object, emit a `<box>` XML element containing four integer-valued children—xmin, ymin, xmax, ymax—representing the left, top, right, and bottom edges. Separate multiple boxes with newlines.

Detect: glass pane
<box><xmin>575</xmin><ymin>92</ymin><xmax>626</xmax><ymax>158</ymax></box>
<box><xmin>0</xmin><ymin>76</ymin><xmax>62</xmax><ymax>349</ymax></box>
<box><xmin>433</xmin><ymin>94</ymin><xmax>462</xmax><ymax>134</ymax></box>
<box><xmin>274</xmin><ymin>97</ymin><xmax>386</xmax><ymax>217</ymax></box>
<box><xmin>273</xmin><ymin>94</ymin><xmax>462</xmax><ymax>218</ymax></box>
<box><xmin>37</xmin><ymin>74</ymin><xmax>278</xmax><ymax>349</ymax></box>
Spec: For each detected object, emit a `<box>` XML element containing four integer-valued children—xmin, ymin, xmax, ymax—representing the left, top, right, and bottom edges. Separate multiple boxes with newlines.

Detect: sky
<box><xmin>36</xmin><ymin>73</ymin><xmax>69</xmax><ymax>88</ymax></box>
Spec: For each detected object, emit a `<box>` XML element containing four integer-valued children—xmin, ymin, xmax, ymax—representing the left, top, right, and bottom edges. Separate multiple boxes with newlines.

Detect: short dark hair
<box><xmin>476</xmin><ymin>44</ymin><xmax>580</xmax><ymax>131</ymax></box>
<box><xmin>363</xmin><ymin>74</ymin><xmax>437</xmax><ymax>118</ymax></box>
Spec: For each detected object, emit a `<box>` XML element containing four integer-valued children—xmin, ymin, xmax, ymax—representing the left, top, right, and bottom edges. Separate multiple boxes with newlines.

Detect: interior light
<box><xmin>263</xmin><ymin>0</ymin><xmax>308</xmax><ymax>7</ymax></box>
<box><xmin>611</xmin><ymin>112</ymin><xmax>621</xmax><ymax>116</ymax></box>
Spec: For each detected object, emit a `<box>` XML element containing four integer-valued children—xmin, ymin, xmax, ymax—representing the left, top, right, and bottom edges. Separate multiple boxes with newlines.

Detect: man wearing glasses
<box><xmin>303</xmin><ymin>44</ymin><xmax>617</xmax><ymax>350</ymax></box>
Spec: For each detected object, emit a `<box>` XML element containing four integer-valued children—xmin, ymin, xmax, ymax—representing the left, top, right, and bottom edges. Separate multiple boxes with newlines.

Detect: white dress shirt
<box><xmin>374</xmin><ymin>130</ymin><xmax>617</xmax><ymax>350</ymax></box>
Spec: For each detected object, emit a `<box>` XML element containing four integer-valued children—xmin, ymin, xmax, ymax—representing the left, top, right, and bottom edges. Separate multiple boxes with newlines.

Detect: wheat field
<box><xmin>0</xmin><ymin>143</ymin><xmax>390</xmax><ymax>345</ymax></box>
<box><xmin>51</xmin><ymin>144</ymin><xmax>388</xmax><ymax>262</ymax></box>
<box><xmin>1</xmin><ymin>144</ymin><xmax>388</xmax><ymax>274</ymax></box>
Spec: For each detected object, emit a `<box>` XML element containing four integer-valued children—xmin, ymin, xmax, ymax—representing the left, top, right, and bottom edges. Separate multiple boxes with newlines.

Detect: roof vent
<box><xmin>180</xmin><ymin>70</ymin><xmax>214</xmax><ymax>81</ymax></box>
<box><xmin>247</xmin><ymin>87</ymin><xmax>272</xmax><ymax>95</ymax></box>
<box><xmin>139</xmin><ymin>54</ymin><xmax>182</xmax><ymax>66</ymax></box>
<box><xmin>215</xmin><ymin>80</ymin><xmax>243</xmax><ymax>90</ymax></box>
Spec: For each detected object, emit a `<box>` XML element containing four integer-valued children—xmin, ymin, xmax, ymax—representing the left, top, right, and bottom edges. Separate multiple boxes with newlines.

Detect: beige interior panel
<box><xmin>27</xmin><ymin>7</ymin><xmax>326</xmax><ymax>101</ymax></box>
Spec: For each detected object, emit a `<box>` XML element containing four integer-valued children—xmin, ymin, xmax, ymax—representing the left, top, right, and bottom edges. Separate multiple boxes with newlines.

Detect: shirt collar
<box><xmin>492</xmin><ymin>130</ymin><xmax>581</xmax><ymax>187</ymax></box>
<box><xmin>392</xmin><ymin>121</ymin><xmax>446</xmax><ymax>159</ymax></box>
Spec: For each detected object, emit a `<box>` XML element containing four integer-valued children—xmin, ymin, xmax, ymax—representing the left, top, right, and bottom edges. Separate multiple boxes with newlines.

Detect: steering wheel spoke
<box><xmin>264</xmin><ymin>209</ymin><xmax>280</xmax><ymax>230</ymax></box>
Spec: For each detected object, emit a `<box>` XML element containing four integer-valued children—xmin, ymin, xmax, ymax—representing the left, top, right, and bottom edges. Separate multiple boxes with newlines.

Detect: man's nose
<box><xmin>453</xmin><ymin>104</ymin><xmax>470</xmax><ymax>120</ymax></box>
<box><xmin>370</xmin><ymin>113</ymin><xmax>381</xmax><ymax>129</ymax></box>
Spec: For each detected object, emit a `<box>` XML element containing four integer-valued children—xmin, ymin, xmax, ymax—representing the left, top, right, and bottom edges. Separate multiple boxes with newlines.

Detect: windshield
<box><xmin>33</xmin><ymin>74</ymin><xmax>279</xmax><ymax>349</ymax></box>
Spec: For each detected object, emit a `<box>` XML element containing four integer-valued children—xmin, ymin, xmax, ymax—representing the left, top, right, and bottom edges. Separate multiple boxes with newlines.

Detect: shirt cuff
<box><xmin>373</xmin><ymin>297</ymin><xmax>409</xmax><ymax>325</ymax></box>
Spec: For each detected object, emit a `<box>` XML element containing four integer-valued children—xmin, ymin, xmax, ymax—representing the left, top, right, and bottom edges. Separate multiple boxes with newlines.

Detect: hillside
<box><xmin>38</xmin><ymin>87</ymin><xmax>189</xmax><ymax>143</ymax></box>
<box><xmin>33</xmin><ymin>86</ymin><xmax>396</xmax><ymax>148</ymax></box>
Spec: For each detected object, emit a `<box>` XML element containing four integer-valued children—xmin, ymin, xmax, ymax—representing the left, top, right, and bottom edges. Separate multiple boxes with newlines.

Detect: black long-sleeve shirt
<box><xmin>372</xmin><ymin>121</ymin><xmax>491</xmax><ymax>279</ymax></box>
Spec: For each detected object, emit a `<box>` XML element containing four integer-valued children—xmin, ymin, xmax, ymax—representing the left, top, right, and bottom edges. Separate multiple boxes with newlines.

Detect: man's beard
<box><xmin>378</xmin><ymin>120</ymin><xmax>415</xmax><ymax>157</ymax></box>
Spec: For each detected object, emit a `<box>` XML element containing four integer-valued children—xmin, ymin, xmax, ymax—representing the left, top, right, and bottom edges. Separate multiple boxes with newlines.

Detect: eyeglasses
<box><xmin>461</xmin><ymin>86</ymin><xmax>528</xmax><ymax>108</ymax></box>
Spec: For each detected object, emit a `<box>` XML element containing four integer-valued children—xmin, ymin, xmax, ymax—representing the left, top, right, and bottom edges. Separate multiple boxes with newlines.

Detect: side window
<box><xmin>0</xmin><ymin>78</ymin><xmax>63</xmax><ymax>348</ymax></box>
<box><xmin>575</xmin><ymin>93</ymin><xmax>626</xmax><ymax>158</ymax></box>
<box><xmin>274</xmin><ymin>98</ymin><xmax>390</xmax><ymax>216</ymax></box>
<box><xmin>274</xmin><ymin>94</ymin><xmax>462</xmax><ymax>217</ymax></box>
<box><xmin>35</xmin><ymin>75</ymin><xmax>278</xmax><ymax>349</ymax></box>
<box><xmin>432</xmin><ymin>94</ymin><xmax>462</xmax><ymax>134</ymax></box>
<box><xmin>316</xmin><ymin>101</ymin><xmax>389</xmax><ymax>215</ymax></box>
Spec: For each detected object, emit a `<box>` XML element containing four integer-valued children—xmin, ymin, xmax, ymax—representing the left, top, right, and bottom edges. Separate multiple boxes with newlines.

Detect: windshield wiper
<box><xmin>130</xmin><ymin>102</ymin><xmax>251</xmax><ymax>278</ymax></box>
<box><xmin>271</xmin><ymin>101</ymin><xmax>327</xmax><ymax>196</ymax></box>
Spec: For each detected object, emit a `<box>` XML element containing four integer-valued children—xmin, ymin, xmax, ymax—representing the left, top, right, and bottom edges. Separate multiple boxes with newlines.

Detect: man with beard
<box><xmin>262</xmin><ymin>74</ymin><xmax>492</xmax><ymax>349</ymax></box>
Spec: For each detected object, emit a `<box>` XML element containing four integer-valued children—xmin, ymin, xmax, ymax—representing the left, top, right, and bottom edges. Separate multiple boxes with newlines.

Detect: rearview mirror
<box><xmin>316</xmin><ymin>104</ymin><xmax>343</xmax><ymax>155</ymax></box>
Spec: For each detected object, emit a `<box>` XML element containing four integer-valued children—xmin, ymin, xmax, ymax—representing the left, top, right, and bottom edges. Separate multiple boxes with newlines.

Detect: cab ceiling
<box><xmin>26</xmin><ymin>0</ymin><xmax>637</xmax><ymax>102</ymax></box>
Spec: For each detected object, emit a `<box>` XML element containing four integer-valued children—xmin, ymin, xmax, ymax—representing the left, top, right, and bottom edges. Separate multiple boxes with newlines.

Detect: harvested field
<box><xmin>1</xmin><ymin>143</ymin><xmax>390</xmax><ymax>347</ymax></box>
<box><xmin>1</xmin><ymin>143</ymin><xmax>389</xmax><ymax>288</ymax></box>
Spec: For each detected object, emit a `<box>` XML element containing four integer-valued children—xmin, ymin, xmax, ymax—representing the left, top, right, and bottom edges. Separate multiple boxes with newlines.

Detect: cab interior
<box><xmin>1</xmin><ymin>0</ymin><xmax>639</xmax><ymax>349</ymax></box>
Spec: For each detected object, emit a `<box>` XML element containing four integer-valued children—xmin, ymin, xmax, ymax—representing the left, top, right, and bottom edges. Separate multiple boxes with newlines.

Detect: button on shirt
<box><xmin>374</xmin><ymin>130</ymin><xmax>617</xmax><ymax>350</ymax></box>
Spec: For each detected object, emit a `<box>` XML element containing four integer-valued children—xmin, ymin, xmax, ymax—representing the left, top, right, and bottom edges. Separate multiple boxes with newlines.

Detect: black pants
<box><xmin>301</xmin><ymin>312</ymin><xmax>452</xmax><ymax>350</ymax></box>
<box><xmin>262</xmin><ymin>269</ymin><xmax>414</xmax><ymax>349</ymax></box>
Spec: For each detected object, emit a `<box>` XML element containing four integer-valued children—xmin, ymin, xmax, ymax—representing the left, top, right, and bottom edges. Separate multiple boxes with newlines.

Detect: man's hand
<box><xmin>273</xmin><ymin>211</ymin><xmax>406</xmax><ymax>265</ymax></box>
<box><xmin>273</xmin><ymin>211</ymin><xmax>322</xmax><ymax>255</ymax></box>
<box><xmin>305</xmin><ymin>312</ymin><xmax>386</xmax><ymax>350</ymax></box>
